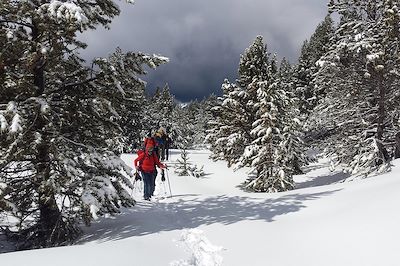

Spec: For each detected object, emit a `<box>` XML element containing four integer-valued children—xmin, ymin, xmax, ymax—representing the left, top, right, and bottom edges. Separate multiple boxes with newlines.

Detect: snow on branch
<box><xmin>38</xmin><ymin>1</ymin><xmax>89</xmax><ymax>25</ymax></box>
<box><xmin>0</xmin><ymin>114</ymin><xmax>8</xmax><ymax>133</ymax></box>
<box><xmin>143</xmin><ymin>54</ymin><xmax>170</xmax><ymax>69</ymax></box>
<box><xmin>9</xmin><ymin>114</ymin><xmax>23</xmax><ymax>134</ymax></box>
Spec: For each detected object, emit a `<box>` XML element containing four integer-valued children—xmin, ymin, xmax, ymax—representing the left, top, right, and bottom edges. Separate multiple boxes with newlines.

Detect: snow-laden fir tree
<box><xmin>208</xmin><ymin>36</ymin><xmax>306</xmax><ymax>192</ymax></box>
<box><xmin>175</xmin><ymin>149</ymin><xmax>191</xmax><ymax>176</ymax></box>
<box><xmin>183</xmin><ymin>98</ymin><xmax>215</xmax><ymax>148</ymax></box>
<box><xmin>207</xmin><ymin>36</ymin><xmax>271</xmax><ymax>167</ymax></box>
<box><xmin>206</xmin><ymin>80</ymin><xmax>251</xmax><ymax>166</ymax></box>
<box><xmin>310</xmin><ymin>0</ymin><xmax>400</xmax><ymax>176</ymax></box>
<box><xmin>134</xmin><ymin>84</ymin><xmax>175</xmax><ymax>150</ymax></box>
<box><xmin>168</xmin><ymin>96</ymin><xmax>221</xmax><ymax>150</ymax></box>
<box><xmin>276</xmin><ymin>58</ymin><xmax>308</xmax><ymax>175</ymax></box>
<box><xmin>169</xmin><ymin>103</ymin><xmax>194</xmax><ymax>149</ymax></box>
<box><xmin>174</xmin><ymin>149</ymin><xmax>205</xmax><ymax>178</ymax></box>
<box><xmin>0</xmin><ymin>0</ymin><xmax>167</xmax><ymax>248</ymax></box>
<box><xmin>237</xmin><ymin>35</ymin><xmax>271</xmax><ymax>89</ymax></box>
<box><xmin>292</xmin><ymin>15</ymin><xmax>334</xmax><ymax>116</ymax></box>
<box><xmin>147</xmin><ymin>84</ymin><xmax>175</xmax><ymax>131</ymax></box>
<box><xmin>238</xmin><ymin>58</ymin><xmax>302</xmax><ymax>192</ymax></box>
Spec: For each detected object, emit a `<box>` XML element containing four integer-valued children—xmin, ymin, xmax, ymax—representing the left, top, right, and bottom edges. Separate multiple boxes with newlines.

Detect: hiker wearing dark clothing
<box><xmin>155</xmin><ymin>129</ymin><xmax>166</xmax><ymax>160</ymax></box>
<box><xmin>164</xmin><ymin>135</ymin><xmax>172</xmax><ymax>160</ymax></box>
<box><xmin>134</xmin><ymin>145</ymin><xmax>166</xmax><ymax>200</ymax></box>
<box><xmin>161</xmin><ymin>133</ymin><xmax>167</xmax><ymax>160</ymax></box>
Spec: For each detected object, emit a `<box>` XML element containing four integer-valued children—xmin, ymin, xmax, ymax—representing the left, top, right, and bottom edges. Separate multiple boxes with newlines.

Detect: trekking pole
<box><xmin>161</xmin><ymin>169</ymin><xmax>167</xmax><ymax>197</ymax></box>
<box><xmin>165</xmin><ymin>168</ymin><xmax>172</xmax><ymax>198</ymax></box>
<box><xmin>138</xmin><ymin>176</ymin><xmax>143</xmax><ymax>193</ymax></box>
<box><xmin>163</xmin><ymin>181</ymin><xmax>167</xmax><ymax>197</ymax></box>
<box><xmin>130</xmin><ymin>171</ymin><xmax>138</xmax><ymax>197</ymax></box>
<box><xmin>130</xmin><ymin>179</ymin><xmax>136</xmax><ymax>197</ymax></box>
<box><xmin>132</xmin><ymin>171</ymin><xmax>142</xmax><ymax>197</ymax></box>
<box><xmin>139</xmin><ymin>178</ymin><xmax>143</xmax><ymax>193</ymax></box>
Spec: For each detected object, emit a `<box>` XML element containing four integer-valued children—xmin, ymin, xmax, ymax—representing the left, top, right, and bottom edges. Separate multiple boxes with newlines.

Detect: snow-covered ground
<box><xmin>1</xmin><ymin>149</ymin><xmax>400</xmax><ymax>266</ymax></box>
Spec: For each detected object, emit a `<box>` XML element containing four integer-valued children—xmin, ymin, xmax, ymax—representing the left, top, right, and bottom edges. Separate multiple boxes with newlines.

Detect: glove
<box><xmin>135</xmin><ymin>172</ymin><xmax>142</xmax><ymax>181</ymax></box>
<box><xmin>161</xmin><ymin>171</ymin><xmax>165</xmax><ymax>182</ymax></box>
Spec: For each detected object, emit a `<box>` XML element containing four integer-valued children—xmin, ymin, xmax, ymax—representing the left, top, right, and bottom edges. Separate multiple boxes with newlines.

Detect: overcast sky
<box><xmin>79</xmin><ymin>0</ymin><xmax>329</xmax><ymax>102</ymax></box>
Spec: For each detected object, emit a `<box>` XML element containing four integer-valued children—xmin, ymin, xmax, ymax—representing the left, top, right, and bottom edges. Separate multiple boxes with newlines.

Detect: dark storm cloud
<box><xmin>79</xmin><ymin>0</ymin><xmax>329</xmax><ymax>101</ymax></box>
<box><xmin>145</xmin><ymin>37</ymin><xmax>239</xmax><ymax>102</ymax></box>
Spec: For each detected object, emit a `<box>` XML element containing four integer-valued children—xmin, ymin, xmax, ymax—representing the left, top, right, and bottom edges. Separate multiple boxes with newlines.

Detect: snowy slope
<box><xmin>1</xmin><ymin>150</ymin><xmax>399</xmax><ymax>266</ymax></box>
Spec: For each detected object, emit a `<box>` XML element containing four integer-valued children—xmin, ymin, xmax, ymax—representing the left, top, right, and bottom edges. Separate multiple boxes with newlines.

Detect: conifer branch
<box><xmin>0</xmin><ymin>20</ymin><xmax>33</xmax><ymax>28</ymax></box>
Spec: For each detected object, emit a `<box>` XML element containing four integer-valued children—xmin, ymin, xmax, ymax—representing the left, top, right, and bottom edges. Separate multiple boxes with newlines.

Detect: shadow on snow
<box><xmin>295</xmin><ymin>160</ymin><xmax>351</xmax><ymax>189</ymax></box>
<box><xmin>78</xmin><ymin>189</ymin><xmax>340</xmax><ymax>244</ymax></box>
<box><xmin>295</xmin><ymin>171</ymin><xmax>350</xmax><ymax>189</ymax></box>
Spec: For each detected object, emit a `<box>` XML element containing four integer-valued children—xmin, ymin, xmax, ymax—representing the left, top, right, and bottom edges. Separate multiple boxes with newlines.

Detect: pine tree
<box><xmin>277</xmin><ymin>58</ymin><xmax>308</xmax><ymax>175</ymax></box>
<box><xmin>173</xmin><ymin>149</ymin><xmax>204</xmax><ymax>177</ymax></box>
<box><xmin>237</xmin><ymin>35</ymin><xmax>270</xmax><ymax>89</ymax></box>
<box><xmin>208</xmin><ymin>36</ymin><xmax>305</xmax><ymax>192</ymax></box>
<box><xmin>293</xmin><ymin>15</ymin><xmax>335</xmax><ymax>116</ymax></box>
<box><xmin>169</xmin><ymin>103</ymin><xmax>193</xmax><ymax>149</ymax></box>
<box><xmin>207</xmin><ymin>36</ymin><xmax>272</xmax><ymax>167</ymax></box>
<box><xmin>310</xmin><ymin>0</ymin><xmax>400</xmax><ymax>176</ymax></box>
<box><xmin>174</xmin><ymin>149</ymin><xmax>191</xmax><ymax>176</ymax></box>
<box><xmin>0</xmin><ymin>0</ymin><xmax>167</xmax><ymax>248</ymax></box>
<box><xmin>149</xmin><ymin>84</ymin><xmax>175</xmax><ymax>130</ymax></box>
<box><xmin>240</xmin><ymin>58</ymin><xmax>300</xmax><ymax>192</ymax></box>
<box><xmin>183</xmin><ymin>98</ymin><xmax>215</xmax><ymax>148</ymax></box>
<box><xmin>206</xmin><ymin>80</ymin><xmax>251</xmax><ymax>166</ymax></box>
<box><xmin>139</xmin><ymin>83</ymin><xmax>181</xmax><ymax>150</ymax></box>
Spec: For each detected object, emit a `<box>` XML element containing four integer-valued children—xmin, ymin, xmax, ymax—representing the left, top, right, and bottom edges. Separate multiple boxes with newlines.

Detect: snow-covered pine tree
<box><xmin>173</xmin><ymin>149</ymin><xmax>204</xmax><ymax>177</ymax></box>
<box><xmin>133</xmin><ymin>84</ymin><xmax>177</xmax><ymax>151</ymax></box>
<box><xmin>148</xmin><ymin>84</ymin><xmax>175</xmax><ymax>130</ymax></box>
<box><xmin>174</xmin><ymin>149</ymin><xmax>191</xmax><ymax>176</ymax></box>
<box><xmin>169</xmin><ymin>103</ymin><xmax>194</xmax><ymax>149</ymax></box>
<box><xmin>196</xmin><ymin>96</ymin><xmax>218</xmax><ymax>148</ymax></box>
<box><xmin>239</xmin><ymin>56</ymin><xmax>299</xmax><ymax>192</ymax></box>
<box><xmin>207</xmin><ymin>36</ymin><xmax>271</xmax><ymax>167</ymax></box>
<box><xmin>310</xmin><ymin>0</ymin><xmax>400</xmax><ymax>176</ymax></box>
<box><xmin>237</xmin><ymin>35</ymin><xmax>270</xmax><ymax>89</ymax></box>
<box><xmin>237</xmin><ymin>35</ymin><xmax>272</xmax><ymax>140</ymax></box>
<box><xmin>200</xmin><ymin>94</ymin><xmax>219</xmax><ymax>148</ymax></box>
<box><xmin>160</xmin><ymin>95</ymin><xmax>216</xmax><ymax>151</ymax></box>
<box><xmin>277</xmin><ymin>58</ymin><xmax>308</xmax><ymax>175</ymax></box>
<box><xmin>206</xmin><ymin>80</ymin><xmax>251</xmax><ymax>166</ymax></box>
<box><xmin>183</xmin><ymin>99</ymin><xmax>214</xmax><ymax>148</ymax></box>
<box><xmin>293</xmin><ymin>15</ymin><xmax>335</xmax><ymax>116</ymax></box>
<box><xmin>0</xmin><ymin>0</ymin><xmax>167</xmax><ymax>248</ymax></box>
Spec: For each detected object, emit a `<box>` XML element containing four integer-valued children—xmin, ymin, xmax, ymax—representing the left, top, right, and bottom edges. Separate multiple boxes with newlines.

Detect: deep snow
<box><xmin>1</xmin><ymin>149</ymin><xmax>399</xmax><ymax>266</ymax></box>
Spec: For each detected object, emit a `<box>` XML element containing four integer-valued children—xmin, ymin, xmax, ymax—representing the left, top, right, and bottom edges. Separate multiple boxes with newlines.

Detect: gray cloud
<box><xmin>79</xmin><ymin>0</ymin><xmax>328</xmax><ymax>101</ymax></box>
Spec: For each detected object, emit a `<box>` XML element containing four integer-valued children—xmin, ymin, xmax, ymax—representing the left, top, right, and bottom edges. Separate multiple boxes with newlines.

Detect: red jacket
<box><xmin>134</xmin><ymin>150</ymin><xmax>164</xmax><ymax>173</ymax></box>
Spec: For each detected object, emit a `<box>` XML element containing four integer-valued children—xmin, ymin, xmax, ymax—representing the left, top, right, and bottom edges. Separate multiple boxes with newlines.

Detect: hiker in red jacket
<box><xmin>134</xmin><ymin>144</ymin><xmax>166</xmax><ymax>200</ymax></box>
<box><xmin>142</xmin><ymin>132</ymin><xmax>160</xmax><ymax>195</ymax></box>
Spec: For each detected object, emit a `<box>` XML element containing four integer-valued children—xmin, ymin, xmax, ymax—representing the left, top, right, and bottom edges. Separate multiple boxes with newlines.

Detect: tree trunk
<box><xmin>31</xmin><ymin>20</ymin><xmax>61</xmax><ymax>246</ymax></box>
<box><xmin>375</xmin><ymin>73</ymin><xmax>389</xmax><ymax>163</ymax></box>
<box><xmin>395</xmin><ymin>132</ymin><xmax>400</xmax><ymax>159</ymax></box>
